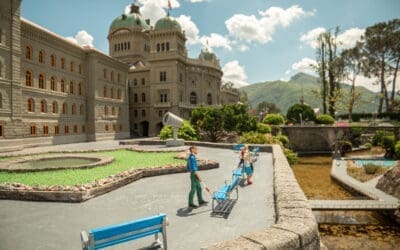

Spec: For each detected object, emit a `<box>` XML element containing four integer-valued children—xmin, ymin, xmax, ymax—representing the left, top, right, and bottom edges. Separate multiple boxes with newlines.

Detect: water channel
<box><xmin>292</xmin><ymin>152</ymin><xmax>400</xmax><ymax>249</ymax></box>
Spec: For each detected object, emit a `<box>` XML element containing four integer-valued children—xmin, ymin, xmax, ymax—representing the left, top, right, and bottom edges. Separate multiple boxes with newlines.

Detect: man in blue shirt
<box><xmin>187</xmin><ymin>146</ymin><xmax>208</xmax><ymax>208</ymax></box>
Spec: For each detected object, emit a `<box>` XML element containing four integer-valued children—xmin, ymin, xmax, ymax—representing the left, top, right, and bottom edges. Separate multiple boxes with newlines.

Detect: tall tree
<box><xmin>388</xmin><ymin>19</ymin><xmax>400</xmax><ymax>111</ymax></box>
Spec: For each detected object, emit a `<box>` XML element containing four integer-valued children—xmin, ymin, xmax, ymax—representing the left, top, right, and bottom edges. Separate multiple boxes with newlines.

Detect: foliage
<box><xmin>363</xmin><ymin>142</ymin><xmax>372</xmax><ymax>149</ymax></box>
<box><xmin>0</xmin><ymin>150</ymin><xmax>185</xmax><ymax>186</ymax></box>
<box><xmin>159</xmin><ymin>121</ymin><xmax>198</xmax><ymax>141</ymax></box>
<box><xmin>286</xmin><ymin>104</ymin><xmax>316</xmax><ymax>124</ymax></box>
<box><xmin>277</xmin><ymin>135</ymin><xmax>289</xmax><ymax>146</ymax></box>
<box><xmin>262</xmin><ymin>113</ymin><xmax>285</xmax><ymax>125</ymax></box>
<box><xmin>190</xmin><ymin>106</ymin><xmax>225</xmax><ymax>141</ymax></box>
<box><xmin>372</xmin><ymin>130</ymin><xmax>394</xmax><ymax>146</ymax></box>
<box><xmin>363</xmin><ymin>163</ymin><xmax>379</xmax><ymax>175</ymax></box>
<box><xmin>283</xmin><ymin>148</ymin><xmax>298</xmax><ymax>165</ymax></box>
<box><xmin>256</xmin><ymin>101</ymin><xmax>281</xmax><ymax>114</ymax></box>
<box><xmin>395</xmin><ymin>141</ymin><xmax>400</xmax><ymax>159</ymax></box>
<box><xmin>257</xmin><ymin>123</ymin><xmax>271</xmax><ymax>134</ymax></box>
<box><xmin>239</xmin><ymin>132</ymin><xmax>268</xmax><ymax>144</ymax></box>
<box><xmin>315</xmin><ymin>114</ymin><xmax>335</xmax><ymax>124</ymax></box>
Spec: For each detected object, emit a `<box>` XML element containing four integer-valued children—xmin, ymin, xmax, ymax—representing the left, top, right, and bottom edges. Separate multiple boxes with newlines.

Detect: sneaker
<box><xmin>189</xmin><ymin>204</ymin><xmax>198</xmax><ymax>208</ymax></box>
<box><xmin>199</xmin><ymin>201</ymin><xmax>208</xmax><ymax>206</ymax></box>
<box><xmin>247</xmin><ymin>180</ymin><xmax>253</xmax><ymax>185</ymax></box>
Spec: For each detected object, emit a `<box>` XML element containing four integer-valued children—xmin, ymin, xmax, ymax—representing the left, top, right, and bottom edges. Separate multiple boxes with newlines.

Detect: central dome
<box><xmin>109</xmin><ymin>3</ymin><xmax>150</xmax><ymax>33</ymax></box>
<box><xmin>154</xmin><ymin>16</ymin><xmax>181</xmax><ymax>31</ymax></box>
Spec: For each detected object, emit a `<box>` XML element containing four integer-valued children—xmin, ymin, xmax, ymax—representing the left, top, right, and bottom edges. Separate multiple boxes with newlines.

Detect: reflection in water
<box><xmin>292</xmin><ymin>155</ymin><xmax>400</xmax><ymax>249</ymax></box>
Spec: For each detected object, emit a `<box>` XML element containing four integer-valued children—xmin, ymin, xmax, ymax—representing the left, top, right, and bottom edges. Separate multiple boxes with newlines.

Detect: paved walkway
<box><xmin>310</xmin><ymin>159</ymin><xmax>399</xmax><ymax>211</ymax></box>
<box><xmin>0</xmin><ymin>140</ymin><xmax>275</xmax><ymax>250</ymax></box>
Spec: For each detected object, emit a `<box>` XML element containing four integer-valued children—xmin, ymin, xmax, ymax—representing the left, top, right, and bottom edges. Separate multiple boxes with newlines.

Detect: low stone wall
<box><xmin>204</xmin><ymin>144</ymin><xmax>320</xmax><ymax>250</ymax></box>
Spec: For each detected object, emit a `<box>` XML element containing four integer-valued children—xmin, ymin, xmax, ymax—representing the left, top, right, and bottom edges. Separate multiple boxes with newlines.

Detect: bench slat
<box><xmin>94</xmin><ymin>228</ymin><xmax>162</xmax><ymax>249</ymax></box>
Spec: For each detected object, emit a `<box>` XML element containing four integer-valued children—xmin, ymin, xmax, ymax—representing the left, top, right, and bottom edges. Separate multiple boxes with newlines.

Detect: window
<box><xmin>161</xmin><ymin>43</ymin><xmax>165</xmax><ymax>51</ymax></box>
<box><xmin>103</xmin><ymin>68</ymin><xmax>107</xmax><ymax>79</ymax></box>
<box><xmin>110</xmin><ymin>87</ymin><xmax>114</xmax><ymax>99</ymax></box>
<box><xmin>59</xmin><ymin>79</ymin><xmax>64</xmax><ymax>92</ymax></box>
<box><xmin>133</xmin><ymin>78</ymin><xmax>137</xmax><ymax>86</ymax></box>
<box><xmin>207</xmin><ymin>93</ymin><xmax>212</xmax><ymax>105</ymax></box>
<box><xmin>103</xmin><ymin>85</ymin><xmax>107</xmax><ymax>97</ymax></box>
<box><xmin>159</xmin><ymin>110</ymin><xmax>162</xmax><ymax>117</ymax></box>
<box><xmin>117</xmin><ymin>89</ymin><xmax>121</xmax><ymax>99</ymax></box>
<box><xmin>30</xmin><ymin>125</ymin><xmax>36</xmax><ymax>135</ymax></box>
<box><xmin>134</xmin><ymin>110</ymin><xmax>138</xmax><ymax>117</ymax></box>
<box><xmin>73</xmin><ymin>125</ymin><xmax>78</xmax><ymax>133</ymax></box>
<box><xmin>134</xmin><ymin>93</ymin><xmax>138</xmax><ymax>103</ymax></box>
<box><xmin>52</xmin><ymin>101</ymin><xmax>58</xmax><ymax>114</ymax></box>
<box><xmin>0</xmin><ymin>125</ymin><xmax>3</xmax><ymax>137</ymax></box>
<box><xmin>54</xmin><ymin>125</ymin><xmax>59</xmax><ymax>135</ymax></box>
<box><xmin>141</xmin><ymin>78</ymin><xmax>145</xmax><ymax>85</ymax></box>
<box><xmin>51</xmin><ymin>54</ymin><xmax>56</xmax><ymax>67</ymax></box>
<box><xmin>39</xmin><ymin>74</ymin><xmax>45</xmax><ymax>89</ymax></box>
<box><xmin>157</xmin><ymin>43</ymin><xmax>160</xmax><ymax>52</ymax></box>
<box><xmin>190</xmin><ymin>92</ymin><xmax>197</xmax><ymax>104</ymax></box>
<box><xmin>104</xmin><ymin>106</ymin><xmax>108</xmax><ymax>116</ymax></box>
<box><xmin>40</xmin><ymin>100</ymin><xmax>47</xmax><ymax>113</ymax></box>
<box><xmin>78</xmin><ymin>82</ymin><xmax>83</xmax><ymax>95</ymax></box>
<box><xmin>166</xmin><ymin>42</ymin><xmax>170</xmax><ymax>51</ymax></box>
<box><xmin>61</xmin><ymin>58</ymin><xmax>65</xmax><ymax>69</ymax></box>
<box><xmin>38</xmin><ymin>50</ymin><xmax>45</xmax><ymax>63</ymax></box>
<box><xmin>134</xmin><ymin>123</ymin><xmax>138</xmax><ymax>130</ymax></box>
<box><xmin>180</xmin><ymin>73</ymin><xmax>183</xmax><ymax>82</ymax></box>
<box><xmin>82</xmin><ymin>125</ymin><xmax>86</xmax><ymax>133</ymax></box>
<box><xmin>80</xmin><ymin>104</ymin><xmax>84</xmax><ymax>115</ymax></box>
<box><xmin>117</xmin><ymin>73</ymin><xmax>120</xmax><ymax>83</ymax></box>
<box><xmin>105</xmin><ymin>124</ymin><xmax>109</xmax><ymax>132</ymax></box>
<box><xmin>69</xmin><ymin>81</ymin><xmax>74</xmax><ymax>94</ymax></box>
<box><xmin>26</xmin><ymin>46</ymin><xmax>32</xmax><ymax>59</ymax></box>
<box><xmin>43</xmin><ymin>126</ymin><xmax>49</xmax><ymax>135</ymax></box>
<box><xmin>160</xmin><ymin>71</ymin><xmax>166</xmax><ymax>82</ymax></box>
<box><xmin>141</xmin><ymin>110</ymin><xmax>146</xmax><ymax>117</ymax></box>
<box><xmin>71</xmin><ymin>103</ymin><xmax>76</xmax><ymax>115</ymax></box>
<box><xmin>62</xmin><ymin>102</ymin><xmax>67</xmax><ymax>114</ymax></box>
<box><xmin>70</xmin><ymin>62</ymin><xmax>74</xmax><ymax>72</ymax></box>
<box><xmin>51</xmin><ymin>76</ymin><xmax>56</xmax><ymax>91</ymax></box>
<box><xmin>26</xmin><ymin>71</ymin><xmax>32</xmax><ymax>86</ymax></box>
<box><xmin>141</xmin><ymin>93</ymin><xmax>146</xmax><ymax>102</ymax></box>
<box><xmin>27</xmin><ymin>98</ymin><xmax>34</xmax><ymax>112</ymax></box>
<box><xmin>64</xmin><ymin>125</ymin><xmax>69</xmax><ymax>134</ymax></box>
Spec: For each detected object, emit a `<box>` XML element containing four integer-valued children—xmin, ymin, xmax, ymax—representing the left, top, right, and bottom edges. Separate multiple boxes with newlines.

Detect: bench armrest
<box><xmin>80</xmin><ymin>231</ymin><xmax>89</xmax><ymax>250</ymax></box>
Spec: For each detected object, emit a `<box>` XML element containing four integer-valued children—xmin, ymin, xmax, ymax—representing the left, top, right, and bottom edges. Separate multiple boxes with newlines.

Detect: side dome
<box><xmin>154</xmin><ymin>16</ymin><xmax>181</xmax><ymax>31</ymax></box>
<box><xmin>199</xmin><ymin>49</ymin><xmax>216</xmax><ymax>61</ymax></box>
<box><xmin>109</xmin><ymin>4</ymin><xmax>150</xmax><ymax>33</ymax></box>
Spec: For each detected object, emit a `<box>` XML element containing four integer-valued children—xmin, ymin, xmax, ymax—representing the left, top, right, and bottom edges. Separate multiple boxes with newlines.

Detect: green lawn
<box><xmin>0</xmin><ymin>150</ymin><xmax>185</xmax><ymax>186</ymax></box>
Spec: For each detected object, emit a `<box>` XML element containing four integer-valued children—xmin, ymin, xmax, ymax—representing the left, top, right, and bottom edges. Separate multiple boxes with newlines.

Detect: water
<box><xmin>354</xmin><ymin>159</ymin><xmax>397</xmax><ymax>168</ymax></box>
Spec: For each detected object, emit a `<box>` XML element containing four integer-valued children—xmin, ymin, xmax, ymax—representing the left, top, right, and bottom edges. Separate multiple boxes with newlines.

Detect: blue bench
<box><xmin>80</xmin><ymin>213</ymin><xmax>168</xmax><ymax>250</ymax></box>
<box><xmin>233</xmin><ymin>143</ymin><xmax>244</xmax><ymax>151</ymax></box>
<box><xmin>212</xmin><ymin>175</ymin><xmax>240</xmax><ymax>213</ymax></box>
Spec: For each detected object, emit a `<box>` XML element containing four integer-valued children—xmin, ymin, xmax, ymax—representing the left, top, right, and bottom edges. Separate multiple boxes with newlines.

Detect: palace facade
<box><xmin>0</xmin><ymin>0</ymin><xmax>239</xmax><ymax>151</ymax></box>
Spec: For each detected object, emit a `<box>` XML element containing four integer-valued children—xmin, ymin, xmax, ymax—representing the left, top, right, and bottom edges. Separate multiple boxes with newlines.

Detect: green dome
<box><xmin>199</xmin><ymin>49</ymin><xmax>216</xmax><ymax>61</ymax></box>
<box><xmin>109</xmin><ymin>4</ymin><xmax>150</xmax><ymax>33</ymax></box>
<box><xmin>154</xmin><ymin>16</ymin><xmax>181</xmax><ymax>31</ymax></box>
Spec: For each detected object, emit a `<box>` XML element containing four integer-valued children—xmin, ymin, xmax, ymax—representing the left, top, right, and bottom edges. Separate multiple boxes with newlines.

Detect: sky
<box><xmin>21</xmin><ymin>0</ymin><xmax>400</xmax><ymax>92</ymax></box>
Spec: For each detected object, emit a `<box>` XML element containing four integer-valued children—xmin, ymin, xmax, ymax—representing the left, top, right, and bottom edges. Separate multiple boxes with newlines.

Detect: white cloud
<box><xmin>132</xmin><ymin>0</ymin><xmax>180</xmax><ymax>25</ymax></box>
<box><xmin>337</xmin><ymin>28</ymin><xmax>365</xmax><ymax>49</ymax></box>
<box><xmin>200</xmin><ymin>33</ymin><xmax>232</xmax><ymax>51</ymax></box>
<box><xmin>66</xmin><ymin>30</ymin><xmax>94</xmax><ymax>48</ymax></box>
<box><xmin>226</xmin><ymin>5</ymin><xmax>313</xmax><ymax>44</ymax></box>
<box><xmin>188</xmin><ymin>0</ymin><xmax>207</xmax><ymax>2</ymax></box>
<box><xmin>176</xmin><ymin>15</ymin><xmax>200</xmax><ymax>44</ymax></box>
<box><xmin>238</xmin><ymin>44</ymin><xmax>249</xmax><ymax>52</ymax></box>
<box><xmin>222</xmin><ymin>60</ymin><xmax>249</xmax><ymax>88</ymax></box>
<box><xmin>299</xmin><ymin>27</ymin><xmax>326</xmax><ymax>49</ymax></box>
<box><xmin>291</xmin><ymin>57</ymin><xmax>317</xmax><ymax>75</ymax></box>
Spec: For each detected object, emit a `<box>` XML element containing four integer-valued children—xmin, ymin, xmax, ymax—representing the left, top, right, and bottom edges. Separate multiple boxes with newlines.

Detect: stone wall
<box><xmin>202</xmin><ymin>144</ymin><xmax>320</xmax><ymax>249</ymax></box>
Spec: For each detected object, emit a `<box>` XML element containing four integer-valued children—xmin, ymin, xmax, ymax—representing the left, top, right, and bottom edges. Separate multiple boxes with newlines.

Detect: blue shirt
<box><xmin>187</xmin><ymin>154</ymin><xmax>198</xmax><ymax>172</ymax></box>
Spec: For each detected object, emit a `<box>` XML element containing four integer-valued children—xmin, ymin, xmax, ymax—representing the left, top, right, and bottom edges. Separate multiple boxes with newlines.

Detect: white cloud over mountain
<box><xmin>300</xmin><ymin>27</ymin><xmax>365</xmax><ymax>49</ymax></box>
<box><xmin>222</xmin><ymin>60</ymin><xmax>249</xmax><ymax>88</ymax></box>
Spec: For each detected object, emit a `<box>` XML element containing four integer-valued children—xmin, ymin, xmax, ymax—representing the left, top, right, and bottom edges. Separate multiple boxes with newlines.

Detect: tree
<box><xmin>388</xmin><ymin>19</ymin><xmax>400</xmax><ymax>111</ymax></box>
<box><xmin>222</xmin><ymin>103</ymin><xmax>257</xmax><ymax>134</ymax></box>
<box><xmin>286</xmin><ymin>104</ymin><xmax>316</xmax><ymax>124</ymax></box>
<box><xmin>256</xmin><ymin>101</ymin><xmax>281</xmax><ymax>114</ymax></box>
<box><xmin>190</xmin><ymin>106</ymin><xmax>225</xmax><ymax>142</ymax></box>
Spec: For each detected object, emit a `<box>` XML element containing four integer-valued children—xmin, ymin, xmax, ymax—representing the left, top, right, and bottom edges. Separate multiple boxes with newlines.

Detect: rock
<box><xmin>376</xmin><ymin>164</ymin><xmax>400</xmax><ymax>199</ymax></box>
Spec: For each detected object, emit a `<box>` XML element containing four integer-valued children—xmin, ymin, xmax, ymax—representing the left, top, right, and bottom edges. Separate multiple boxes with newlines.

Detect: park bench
<box><xmin>212</xmin><ymin>175</ymin><xmax>240</xmax><ymax>215</ymax></box>
<box><xmin>80</xmin><ymin>213</ymin><xmax>169</xmax><ymax>250</ymax></box>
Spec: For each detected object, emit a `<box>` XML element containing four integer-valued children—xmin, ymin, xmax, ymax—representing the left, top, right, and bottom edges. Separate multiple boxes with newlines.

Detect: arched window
<box><xmin>142</xmin><ymin>109</ymin><xmax>146</xmax><ymax>117</ymax></box>
<box><xmin>134</xmin><ymin>93</ymin><xmax>138</xmax><ymax>103</ymax></box>
<box><xmin>104</xmin><ymin>106</ymin><xmax>108</xmax><ymax>116</ymax></box>
<box><xmin>25</xmin><ymin>71</ymin><xmax>32</xmax><ymax>86</ymax></box>
<box><xmin>161</xmin><ymin>43</ymin><xmax>165</xmax><ymax>51</ymax></box>
<box><xmin>157</xmin><ymin>43</ymin><xmax>160</xmax><ymax>52</ymax></box>
<box><xmin>61</xmin><ymin>79</ymin><xmax>66</xmax><ymax>92</ymax></box>
<box><xmin>141</xmin><ymin>78</ymin><xmax>145</xmax><ymax>85</ymax></box>
<box><xmin>52</xmin><ymin>101</ymin><xmax>58</xmax><ymax>114</ymax></box>
<box><xmin>117</xmin><ymin>89</ymin><xmax>121</xmax><ymax>99</ymax></box>
<box><xmin>190</xmin><ymin>92</ymin><xmax>197</xmax><ymax>105</ymax></box>
<box><xmin>78</xmin><ymin>82</ymin><xmax>83</xmax><ymax>95</ymax></box>
<box><xmin>166</xmin><ymin>42</ymin><xmax>170</xmax><ymax>51</ymax></box>
<box><xmin>27</xmin><ymin>98</ymin><xmax>34</xmax><ymax>112</ymax></box>
<box><xmin>110</xmin><ymin>87</ymin><xmax>114</xmax><ymax>99</ymax></box>
<box><xmin>207</xmin><ymin>93</ymin><xmax>212</xmax><ymax>105</ymax></box>
<box><xmin>38</xmin><ymin>74</ymin><xmax>45</xmax><ymax>89</ymax></box>
<box><xmin>51</xmin><ymin>54</ymin><xmax>56</xmax><ymax>67</ymax></box>
<box><xmin>61</xmin><ymin>58</ymin><xmax>65</xmax><ymax>69</ymax></box>
<box><xmin>38</xmin><ymin>50</ymin><xmax>45</xmax><ymax>63</ymax></box>
<box><xmin>103</xmin><ymin>85</ymin><xmax>107</xmax><ymax>97</ymax></box>
<box><xmin>62</xmin><ymin>102</ymin><xmax>67</xmax><ymax>114</ymax></box>
<box><xmin>80</xmin><ymin>104</ymin><xmax>84</xmax><ymax>115</ymax></box>
<box><xmin>40</xmin><ymin>100</ymin><xmax>47</xmax><ymax>113</ymax></box>
<box><xmin>26</xmin><ymin>46</ymin><xmax>32</xmax><ymax>59</ymax></box>
<box><xmin>71</xmin><ymin>103</ymin><xmax>76</xmax><ymax>115</ymax></box>
<box><xmin>50</xmin><ymin>76</ymin><xmax>56</xmax><ymax>91</ymax></box>
<box><xmin>112</xmin><ymin>107</ymin><xmax>115</xmax><ymax>116</ymax></box>
<box><xmin>141</xmin><ymin>93</ymin><xmax>146</xmax><ymax>102</ymax></box>
<box><xmin>69</xmin><ymin>81</ymin><xmax>74</xmax><ymax>94</ymax></box>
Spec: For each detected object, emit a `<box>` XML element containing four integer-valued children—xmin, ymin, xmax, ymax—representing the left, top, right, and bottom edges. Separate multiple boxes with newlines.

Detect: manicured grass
<box><xmin>0</xmin><ymin>150</ymin><xmax>185</xmax><ymax>186</ymax></box>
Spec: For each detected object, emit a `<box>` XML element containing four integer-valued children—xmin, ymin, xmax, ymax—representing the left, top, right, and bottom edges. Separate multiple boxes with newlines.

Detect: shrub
<box><xmin>159</xmin><ymin>121</ymin><xmax>198</xmax><ymax>141</ymax></box>
<box><xmin>363</xmin><ymin>142</ymin><xmax>372</xmax><ymax>149</ymax></box>
<box><xmin>262</xmin><ymin>113</ymin><xmax>285</xmax><ymax>125</ymax></box>
<box><xmin>277</xmin><ymin>135</ymin><xmax>289</xmax><ymax>146</ymax></box>
<box><xmin>315</xmin><ymin>114</ymin><xmax>335</xmax><ymax>124</ymax></box>
<box><xmin>395</xmin><ymin>141</ymin><xmax>400</xmax><ymax>159</ymax></box>
<box><xmin>284</xmin><ymin>148</ymin><xmax>298</xmax><ymax>165</ymax></box>
<box><xmin>240</xmin><ymin>132</ymin><xmax>267</xmax><ymax>144</ymax></box>
<box><xmin>286</xmin><ymin>104</ymin><xmax>316</xmax><ymax>124</ymax></box>
<box><xmin>363</xmin><ymin>163</ymin><xmax>379</xmax><ymax>174</ymax></box>
<box><xmin>257</xmin><ymin>123</ymin><xmax>271</xmax><ymax>134</ymax></box>
<box><xmin>372</xmin><ymin>130</ymin><xmax>393</xmax><ymax>146</ymax></box>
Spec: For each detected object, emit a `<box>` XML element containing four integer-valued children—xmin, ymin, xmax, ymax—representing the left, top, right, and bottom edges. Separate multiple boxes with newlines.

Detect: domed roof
<box><xmin>154</xmin><ymin>16</ymin><xmax>181</xmax><ymax>31</ymax></box>
<box><xmin>109</xmin><ymin>4</ymin><xmax>150</xmax><ymax>33</ymax></box>
<box><xmin>199</xmin><ymin>49</ymin><xmax>216</xmax><ymax>61</ymax></box>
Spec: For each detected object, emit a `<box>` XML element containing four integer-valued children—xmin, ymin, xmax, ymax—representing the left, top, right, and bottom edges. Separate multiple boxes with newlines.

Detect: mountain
<box><xmin>240</xmin><ymin>73</ymin><xmax>380</xmax><ymax>114</ymax></box>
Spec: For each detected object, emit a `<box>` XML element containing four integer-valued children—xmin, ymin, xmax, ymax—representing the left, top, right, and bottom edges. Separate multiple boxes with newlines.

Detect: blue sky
<box><xmin>21</xmin><ymin>0</ymin><xmax>400</xmax><ymax>91</ymax></box>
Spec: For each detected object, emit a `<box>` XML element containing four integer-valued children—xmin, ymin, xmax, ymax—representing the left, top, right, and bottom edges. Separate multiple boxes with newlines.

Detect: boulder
<box><xmin>376</xmin><ymin>164</ymin><xmax>400</xmax><ymax>198</ymax></box>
